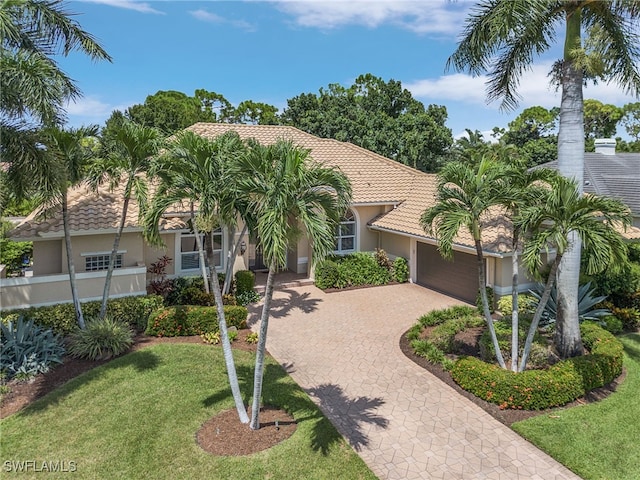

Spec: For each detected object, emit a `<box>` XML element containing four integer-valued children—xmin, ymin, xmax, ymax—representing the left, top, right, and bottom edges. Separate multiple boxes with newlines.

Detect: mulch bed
<box><xmin>399</xmin><ymin>327</ymin><xmax>626</xmax><ymax>426</ymax></box>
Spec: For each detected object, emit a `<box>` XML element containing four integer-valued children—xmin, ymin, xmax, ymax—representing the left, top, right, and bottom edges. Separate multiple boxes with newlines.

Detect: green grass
<box><xmin>1</xmin><ymin>344</ymin><xmax>375</xmax><ymax>480</ymax></box>
<box><xmin>513</xmin><ymin>333</ymin><xmax>640</xmax><ymax>480</ymax></box>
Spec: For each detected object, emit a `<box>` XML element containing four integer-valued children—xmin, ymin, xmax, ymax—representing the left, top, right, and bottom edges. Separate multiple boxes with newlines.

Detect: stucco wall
<box><xmin>353</xmin><ymin>205</ymin><xmax>386</xmax><ymax>252</ymax></box>
<box><xmin>144</xmin><ymin>233</ymin><xmax>175</xmax><ymax>275</ymax></box>
<box><xmin>32</xmin><ymin>239</ymin><xmax>62</xmax><ymax>275</ymax></box>
<box><xmin>379</xmin><ymin>232</ymin><xmax>411</xmax><ymax>259</ymax></box>
<box><xmin>62</xmin><ymin>232</ymin><xmax>145</xmax><ymax>274</ymax></box>
<box><xmin>493</xmin><ymin>255</ymin><xmax>541</xmax><ymax>297</ymax></box>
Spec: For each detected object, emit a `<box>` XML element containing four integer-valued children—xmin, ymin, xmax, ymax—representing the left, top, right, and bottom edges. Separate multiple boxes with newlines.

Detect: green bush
<box><xmin>145</xmin><ymin>305</ymin><xmax>248</xmax><ymax>337</ymax></box>
<box><xmin>0</xmin><ymin>317</ymin><xmax>65</xmax><ymax>380</ymax></box>
<box><xmin>338</xmin><ymin>252</ymin><xmax>391</xmax><ymax>287</ymax></box>
<box><xmin>476</xmin><ymin>286</ymin><xmax>495</xmax><ymax>314</ymax></box>
<box><xmin>610</xmin><ymin>305</ymin><xmax>640</xmax><ymax>331</ymax></box>
<box><xmin>392</xmin><ymin>257</ymin><xmax>409</xmax><ymax>283</ymax></box>
<box><xmin>600</xmin><ymin>315</ymin><xmax>623</xmax><ymax>334</ymax></box>
<box><xmin>627</xmin><ymin>242</ymin><xmax>640</xmax><ymax>263</ymax></box>
<box><xmin>450</xmin><ymin>323</ymin><xmax>623</xmax><ymax>410</ymax></box>
<box><xmin>236</xmin><ymin>290</ymin><xmax>261</xmax><ymax>306</ymax></box>
<box><xmin>3</xmin><ymin>295</ymin><xmax>163</xmax><ymax>335</ymax></box>
<box><xmin>315</xmin><ymin>260</ymin><xmax>340</xmax><ymax>289</ymax></box>
<box><xmin>181</xmin><ymin>286</ymin><xmax>215</xmax><ymax>306</ymax></box>
<box><xmin>0</xmin><ymin>238</ymin><xmax>32</xmax><ymax>275</ymax></box>
<box><xmin>591</xmin><ymin>261</ymin><xmax>640</xmax><ymax>308</ymax></box>
<box><xmin>478</xmin><ymin>319</ymin><xmax>547</xmax><ymax>366</ymax></box>
<box><xmin>497</xmin><ymin>294</ymin><xmax>537</xmax><ymax>317</ymax></box>
<box><xmin>234</xmin><ymin>270</ymin><xmax>255</xmax><ymax>294</ymax></box>
<box><xmin>67</xmin><ymin>316</ymin><xmax>134</xmax><ymax>360</ymax></box>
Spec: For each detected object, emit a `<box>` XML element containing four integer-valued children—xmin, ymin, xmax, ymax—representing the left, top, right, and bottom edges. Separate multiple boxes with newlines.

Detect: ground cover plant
<box><xmin>0</xmin><ymin>343</ymin><xmax>376</xmax><ymax>480</ymax></box>
<box><xmin>512</xmin><ymin>334</ymin><xmax>640</xmax><ymax>480</ymax></box>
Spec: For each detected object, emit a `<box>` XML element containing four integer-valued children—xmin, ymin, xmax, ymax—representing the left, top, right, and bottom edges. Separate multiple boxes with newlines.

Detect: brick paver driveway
<box><xmin>253</xmin><ymin>283</ymin><xmax>581</xmax><ymax>480</ymax></box>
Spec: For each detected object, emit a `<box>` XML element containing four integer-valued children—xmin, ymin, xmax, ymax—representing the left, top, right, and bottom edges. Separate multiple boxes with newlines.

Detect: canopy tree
<box><xmin>280</xmin><ymin>73</ymin><xmax>453</xmax><ymax>172</ymax></box>
<box><xmin>448</xmin><ymin>0</ymin><xmax>640</xmax><ymax>358</ymax></box>
<box><xmin>235</xmin><ymin>139</ymin><xmax>351</xmax><ymax>430</ymax></box>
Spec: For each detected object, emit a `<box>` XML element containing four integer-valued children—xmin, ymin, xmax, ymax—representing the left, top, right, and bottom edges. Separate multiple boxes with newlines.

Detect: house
<box><xmin>539</xmin><ymin>139</ymin><xmax>640</xmax><ymax>227</ymax></box>
<box><xmin>2</xmin><ymin>125</ymin><xmax>639</xmax><ymax>310</ymax></box>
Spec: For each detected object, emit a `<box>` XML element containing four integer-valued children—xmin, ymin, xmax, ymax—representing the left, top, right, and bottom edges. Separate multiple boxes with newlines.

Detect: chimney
<box><xmin>594</xmin><ymin>138</ymin><xmax>616</xmax><ymax>155</ymax></box>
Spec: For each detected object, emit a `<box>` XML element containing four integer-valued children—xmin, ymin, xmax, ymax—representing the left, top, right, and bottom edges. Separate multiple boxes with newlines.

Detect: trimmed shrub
<box><xmin>497</xmin><ymin>294</ymin><xmax>537</xmax><ymax>317</ymax></box>
<box><xmin>450</xmin><ymin>323</ymin><xmax>623</xmax><ymax>410</ymax></box>
<box><xmin>67</xmin><ymin>317</ymin><xmax>134</xmax><ymax>360</ymax></box>
<box><xmin>315</xmin><ymin>260</ymin><xmax>340</xmax><ymax>289</ymax></box>
<box><xmin>600</xmin><ymin>315</ymin><xmax>623</xmax><ymax>334</ymax></box>
<box><xmin>234</xmin><ymin>270</ymin><xmax>255</xmax><ymax>295</ymax></box>
<box><xmin>0</xmin><ymin>317</ymin><xmax>65</xmax><ymax>380</ymax></box>
<box><xmin>3</xmin><ymin>295</ymin><xmax>163</xmax><ymax>335</ymax></box>
<box><xmin>392</xmin><ymin>257</ymin><xmax>409</xmax><ymax>283</ymax></box>
<box><xmin>145</xmin><ymin>305</ymin><xmax>248</xmax><ymax>337</ymax></box>
<box><xmin>338</xmin><ymin>252</ymin><xmax>391</xmax><ymax>287</ymax></box>
<box><xmin>180</xmin><ymin>287</ymin><xmax>215</xmax><ymax>306</ymax></box>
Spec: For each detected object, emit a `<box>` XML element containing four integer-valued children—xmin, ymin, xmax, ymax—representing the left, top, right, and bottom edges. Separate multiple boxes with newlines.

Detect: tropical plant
<box><xmin>67</xmin><ymin>316</ymin><xmax>134</xmax><ymax>361</ymax></box>
<box><xmin>236</xmin><ymin>138</ymin><xmax>352</xmax><ymax>430</ymax></box>
<box><xmin>88</xmin><ymin>120</ymin><xmax>164</xmax><ymax>318</ymax></box>
<box><xmin>420</xmin><ymin>157</ymin><xmax>508</xmax><ymax>369</ymax></box>
<box><xmin>516</xmin><ymin>176</ymin><xmax>630</xmax><ymax>370</ymax></box>
<box><xmin>448</xmin><ymin>0</ymin><xmax>640</xmax><ymax>358</ymax></box>
<box><xmin>0</xmin><ymin>0</ymin><xmax>111</xmax><ymax>195</ymax></box>
<box><xmin>7</xmin><ymin>126</ymin><xmax>98</xmax><ymax>329</ymax></box>
<box><xmin>0</xmin><ymin>317</ymin><xmax>65</xmax><ymax>380</ymax></box>
<box><xmin>145</xmin><ymin>130</ymin><xmax>250</xmax><ymax>424</ymax></box>
<box><xmin>529</xmin><ymin>282</ymin><xmax>610</xmax><ymax>326</ymax></box>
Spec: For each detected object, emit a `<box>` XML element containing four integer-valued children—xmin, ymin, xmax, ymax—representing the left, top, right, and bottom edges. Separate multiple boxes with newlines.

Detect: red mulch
<box><xmin>400</xmin><ymin>327</ymin><xmax>626</xmax><ymax>426</ymax></box>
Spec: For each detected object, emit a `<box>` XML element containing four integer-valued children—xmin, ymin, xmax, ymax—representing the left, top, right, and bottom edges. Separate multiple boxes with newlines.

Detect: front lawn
<box><xmin>0</xmin><ymin>344</ymin><xmax>375</xmax><ymax>479</ymax></box>
<box><xmin>512</xmin><ymin>333</ymin><xmax>640</xmax><ymax>480</ymax></box>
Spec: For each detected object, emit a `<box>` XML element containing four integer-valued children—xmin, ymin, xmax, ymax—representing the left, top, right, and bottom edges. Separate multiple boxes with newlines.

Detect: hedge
<box><xmin>145</xmin><ymin>305</ymin><xmax>248</xmax><ymax>337</ymax></box>
<box><xmin>450</xmin><ymin>323</ymin><xmax>624</xmax><ymax>410</ymax></box>
<box><xmin>314</xmin><ymin>251</ymin><xmax>409</xmax><ymax>290</ymax></box>
<box><xmin>2</xmin><ymin>295</ymin><xmax>164</xmax><ymax>334</ymax></box>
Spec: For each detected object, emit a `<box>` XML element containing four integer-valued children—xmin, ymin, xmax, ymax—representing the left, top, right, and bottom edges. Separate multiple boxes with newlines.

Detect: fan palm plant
<box><xmin>236</xmin><ymin>139</ymin><xmax>351</xmax><ymax>430</ymax></box>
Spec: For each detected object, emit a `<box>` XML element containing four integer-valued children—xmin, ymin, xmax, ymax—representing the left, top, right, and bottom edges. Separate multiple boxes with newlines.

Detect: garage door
<box><xmin>416</xmin><ymin>242</ymin><xmax>478</xmax><ymax>303</ymax></box>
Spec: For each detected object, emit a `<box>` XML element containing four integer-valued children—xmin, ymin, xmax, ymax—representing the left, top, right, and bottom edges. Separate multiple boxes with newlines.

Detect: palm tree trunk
<box><xmin>191</xmin><ymin>203</ymin><xmax>209</xmax><ymax>293</ymax></box>
<box><xmin>510</xmin><ymin>231</ymin><xmax>520</xmax><ymax>372</ymax></box>
<box><xmin>208</xmin><ymin>229</ymin><xmax>249</xmax><ymax>423</ymax></box>
<box><xmin>250</xmin><ymin>264</ymin><xmax>276</xmax><ymax>430</ymax></box>
<box><xmin>62</xmin><ymin>194</ymin><xmax>85</xmax><ymax>329</ymax></box>
<box><xmin>222</xmin><ymin>224</ymin><xmax>248</xmax><ymax>295</ymax></box>
<box><xmin>556</xmin><ymin>10</ymin><xmax>585</xmax><ymax>358</ymax></box>
<box><xmin>519</xmin><ymin>256</ymin><xmax>560</xmax><ymax>372</ymax></box>
<box><xmin>475</xmin><ymin>240</ymin><xmax>506</xmax><ymax>369</ymax></box>
<box><xmin>100</xmin><ymin>193</ymin><xmax>130</xmax><ymax>318</ymax></box>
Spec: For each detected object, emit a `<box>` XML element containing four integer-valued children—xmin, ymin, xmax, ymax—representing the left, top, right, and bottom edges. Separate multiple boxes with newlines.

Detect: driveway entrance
<box><xmin>254</xmin><ymin>283</ymin><xmax>581</xmax><ymax>480</ymax></box>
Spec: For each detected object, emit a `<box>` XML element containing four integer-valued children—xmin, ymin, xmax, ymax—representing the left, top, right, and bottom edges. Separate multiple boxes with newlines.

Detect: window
<box><xmin>85</xmin><ymin>253</ymin><xmax>123</xmax><ymax>271</ymax></box>
<box><xmin>180</xmin><ymin>229</ymin><xmax>223</xmax><ymax>271</ymax></box>
<box><xmin>334</xmin><ymin>209</ymin><xmax>356</xmax><ymax>254</ymax></box>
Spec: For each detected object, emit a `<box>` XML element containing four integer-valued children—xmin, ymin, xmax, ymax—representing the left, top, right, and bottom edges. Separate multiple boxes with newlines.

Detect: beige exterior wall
<box><xmin>144</xmin><ymin>233</ymin><xmax>175</xmax><ymax>276</ymax></box>
<box><xmin>379</xmin><ymin>232</ymin><xmax>411</xmax><ymax>260</ymax></box>
<box><xmin>492</xmin><ymin>255</ymin><xmax>541</xmax><ymax>297</ymax></box>
<box><xmin>62</xmin><ymin>232</ymin><xmax>145</xmax><ymax>274</ymax></box>
<box><xmin>0</xmin><ymin>266</ymin><xmax>147</xmax><ymax>310</ymax></box>
<box><xmin>32</xmin><ymin>239</ymin><xmax>62</xmax><ymax>275</ymax></box>
<box><xmin>352</xmin><ymin>205</ymin><xmax>386</xmax><ymax>252</ymax></box>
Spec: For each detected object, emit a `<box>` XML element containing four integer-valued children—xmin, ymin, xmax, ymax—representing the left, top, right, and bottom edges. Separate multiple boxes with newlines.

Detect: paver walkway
<box><xmin>253</xmin><ymin>283</ymin><xmax>582</xmax><ymax>480</ymax></box>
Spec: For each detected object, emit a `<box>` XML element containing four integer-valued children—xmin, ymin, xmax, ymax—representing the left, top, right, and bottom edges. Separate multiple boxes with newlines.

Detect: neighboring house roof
<box><xmin>540</xmin><ymin>152</ymin><xmax>640</xmax><ymax>218</ymax></box>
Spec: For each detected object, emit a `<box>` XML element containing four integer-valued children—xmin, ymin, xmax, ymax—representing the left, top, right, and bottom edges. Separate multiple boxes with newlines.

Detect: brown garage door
<box><xmin>416</xmin><ymin>242</ymin><xmax>478</xmax><ymax>303</ymax></box>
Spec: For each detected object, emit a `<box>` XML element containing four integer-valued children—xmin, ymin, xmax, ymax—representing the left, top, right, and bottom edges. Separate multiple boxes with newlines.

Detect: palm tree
<box><xmin>421</xmin><ymin>157</ymin><xmax>508</xmax><ymax>369</ymax></box>
<box><xmin>496</xmin><ymin>159</ymin><xmax>557</xmax><ymax>371</ymax></box>
<box><xmin>448</xmin><ymin>0</ymin><xmax>640</xmax><ymax>358</ymax></box>
<box><xmin>88</xmin><ymin>120</ymin><xmax>164</xmax><ymax>318</ymax></box>
<box><xmin>516</xmin><ymin>175</ymin><xmax>630</xmax><ymax>370</ymax></box>
<box><xmin>236</xmin><ymin>139</ymin><xmax>351</xmax><ymax>430</ymax></box>
<box><xmin>7</xmin><ymin>125</ymin><xmax>98</xmax><ymax>329</ymax></box>
<box><xmin>1</xmin><ymin>0</ymin><xmax>111</xmax><ymax>160</ymax></box>
<box><xmin>145</xmin><ymin>130</ymin><xmax>250</xmax><ymax>424</ymax></box>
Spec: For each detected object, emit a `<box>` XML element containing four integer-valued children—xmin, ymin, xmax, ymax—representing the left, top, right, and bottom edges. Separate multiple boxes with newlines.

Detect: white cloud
<box><xmin>269</xmin><ymin>0</ymin><xmax>468</xmax><ymax>35</ymax></box>
<box><xmin>79</xmin><ymin>0</ymin><xmax>165</xmax><ymax>15</ymax></box>
<box><xmin>406</xmin><ymin>61</ymin><xmax>639</xmax><ymax>110</ymax></box>
<box><xmin>189</xmin><ymin>9</ymin><xmax>255</xmax><ymax>31</ymax></box>
<box><xmin>64</xmin><ymin>96</ymin><xmax>131</xmax><ymax>126</ymax></box>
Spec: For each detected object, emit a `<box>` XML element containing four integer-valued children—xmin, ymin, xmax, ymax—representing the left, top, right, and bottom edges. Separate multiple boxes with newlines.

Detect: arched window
<box><xmin>334</xmin><ymin>209</ymin><xmax>356</xmax><ymax>254</ymax></box>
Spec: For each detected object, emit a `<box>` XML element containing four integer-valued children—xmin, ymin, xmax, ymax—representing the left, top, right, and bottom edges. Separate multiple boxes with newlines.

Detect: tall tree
<box><xmin>281</xmin><ymin>73</ymin><xmax>453</xmax><ymax>172</ymax></box>
<box><xmin>516</xmin><ymin>175</ymin><xmax>630</xmax><ymax>370</ymax></box>
<box><xmin>145</xmin><ymin>130</ymin><xmax>250</xmax><ymax>424</ymax></box>
<box><xmin>89</xmin><ymin>120</ymin><xmax>164</xmax><ymax>318</ymax></box>
<box><xmin>583</xmin><ymin>99</ymin><xmax>623</xmax><ymax>142</ymax></box>
<box><xmin>620</xmin><ymin>101</ymin><xmax>640</xmax><ymax>141</ymax></box>
<box><xmin>1</xmin><ymin>0</ymin><xmax>111</xmax><ymax>159</ymax></box>
<box><xmin>7</xmin><ymin>126</ymin><xmax>98</xmax><ymax>329</ymax></box>
<box><xmin>421</xmin><ymin>157</ymin><xmax>508</xmax><ymax>369</ymax></box>
<box><xmin>448</xmin><ymin>0</ymin><xmax>640</xmax><ymax>358</ymax></box>
<box><xmin>236</xmin><ymin>139</ymin><xmax>351</xmax><ymax>430</ymax></box>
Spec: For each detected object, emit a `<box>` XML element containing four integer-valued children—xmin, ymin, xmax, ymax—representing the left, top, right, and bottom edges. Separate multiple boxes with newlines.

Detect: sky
<box><xmin>60</xmin><ymin>0</ymin><xmax>639</xmax><ymax>140</ymax></box>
